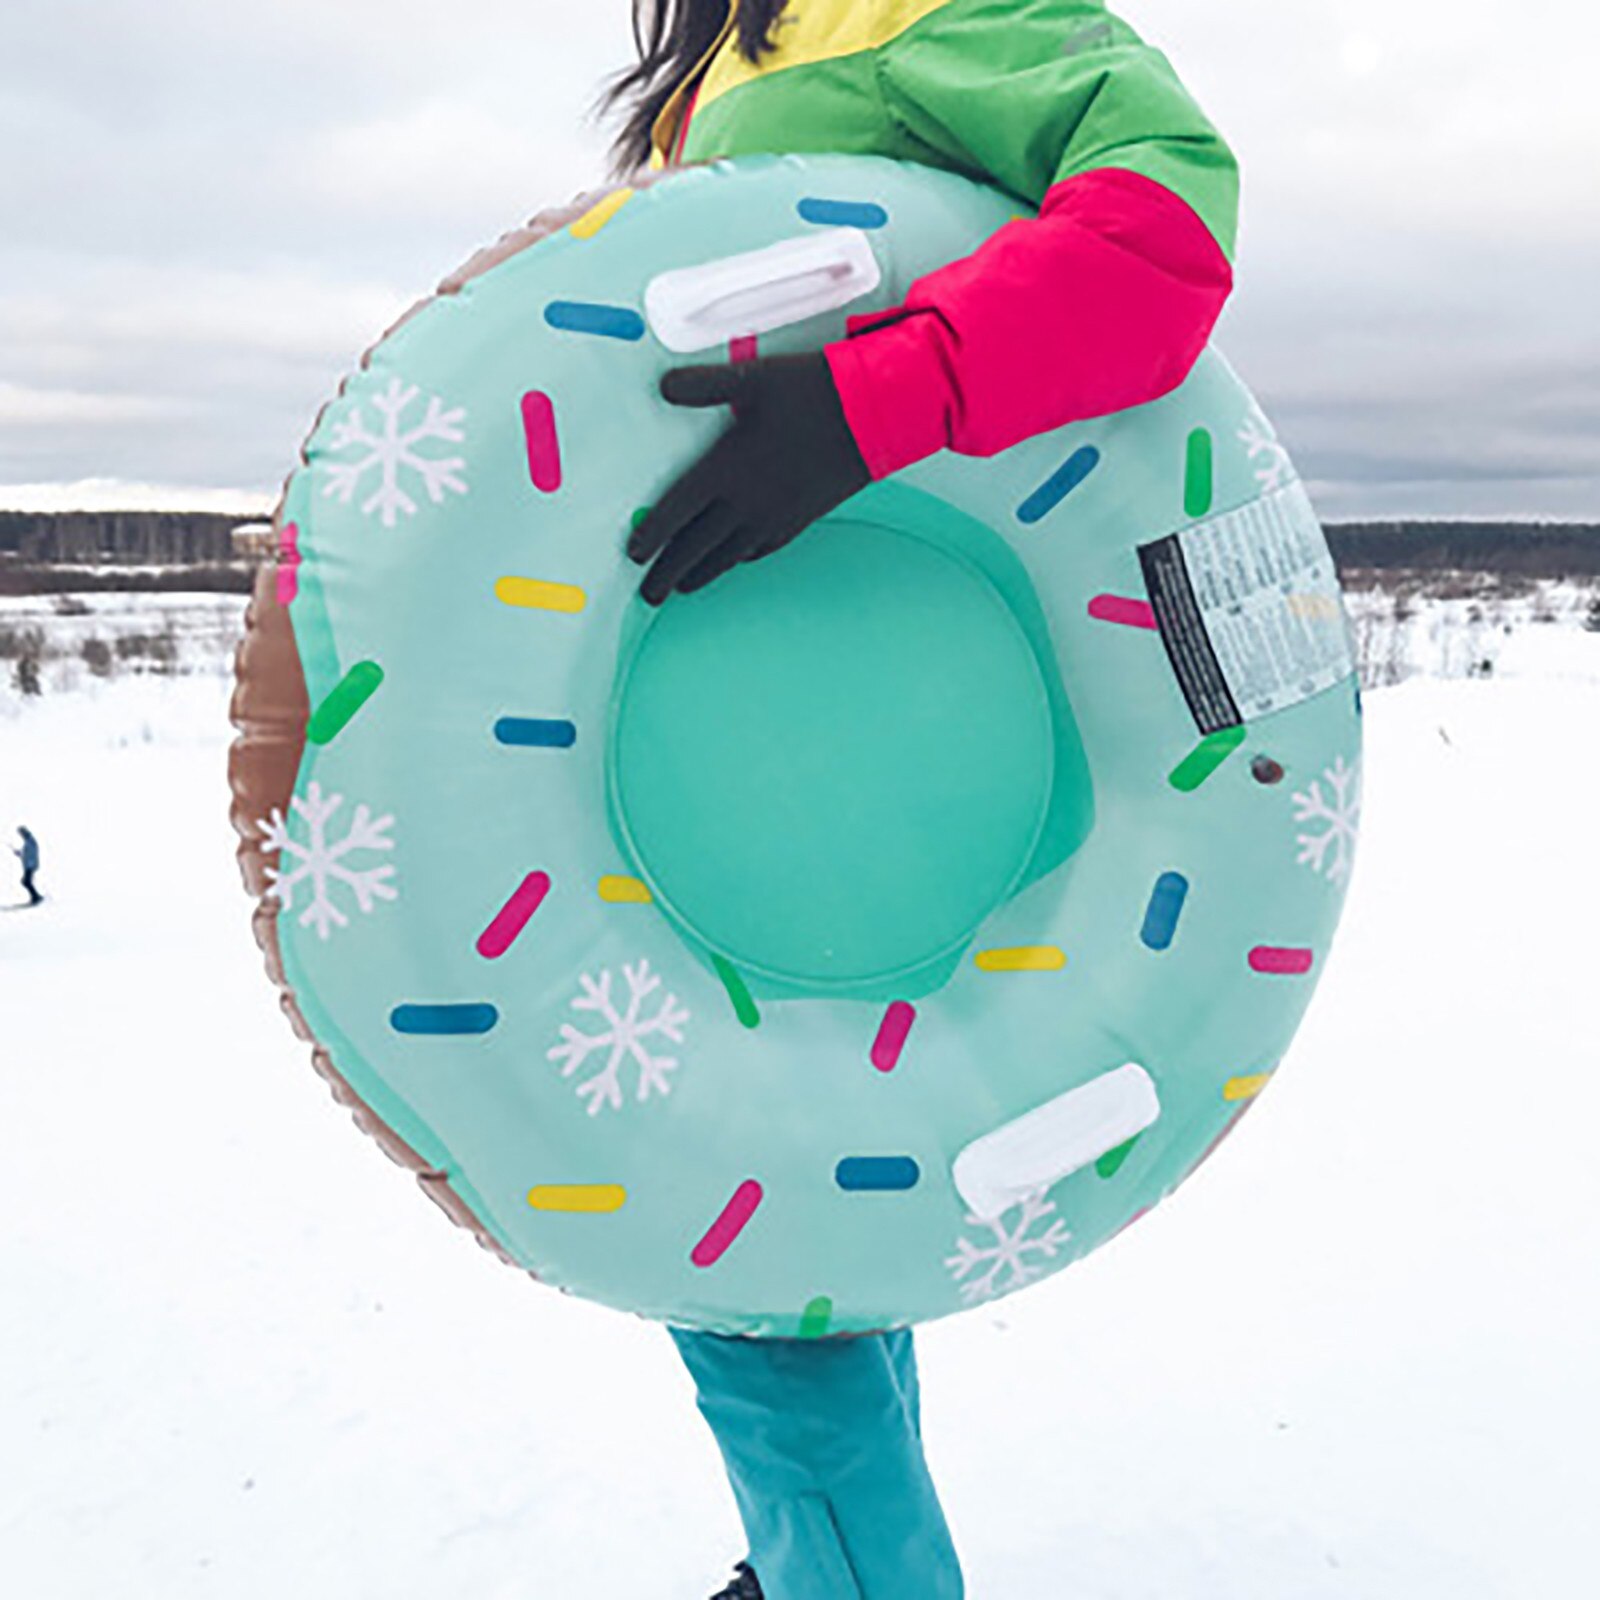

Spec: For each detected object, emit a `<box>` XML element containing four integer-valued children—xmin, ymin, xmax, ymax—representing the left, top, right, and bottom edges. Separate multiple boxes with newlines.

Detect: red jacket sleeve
<box><xmin>824</xmin><ymin>167</ymin><xmax>1234</xmax><ymax>481</ymax></box>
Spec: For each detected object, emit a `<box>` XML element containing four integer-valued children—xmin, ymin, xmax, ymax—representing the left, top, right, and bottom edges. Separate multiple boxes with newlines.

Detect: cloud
<box><xmin>0</xmin><ymin>384</ymin><xmax>189</xmax><ymax>426</ymax></box>
<box><xmin>2</xmin><ymin>0</ymin><xmax>1597</xmax><ymax>516</ymax></box>
<box><xmin>0</xmin><ymin>480</ymin><xmax>274</xmax><ymax>516</ymax></box>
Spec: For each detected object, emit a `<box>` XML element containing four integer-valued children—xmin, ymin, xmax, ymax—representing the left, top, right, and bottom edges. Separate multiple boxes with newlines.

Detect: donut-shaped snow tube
<box><xmin>231</xmin><ymin>155</ymin><xmax>1362</xmax><ymax>1336</ymax></box>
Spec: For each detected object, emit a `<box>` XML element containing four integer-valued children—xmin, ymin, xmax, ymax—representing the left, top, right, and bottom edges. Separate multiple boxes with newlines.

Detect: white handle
<box><xmin>645</xmin><ymin>230</ymin><xmax>882</xmax><ymax>354</ymax></box>
<box><xmin>953</xmin><ymin>1064</ymin><xmax>1162</xmax><ymax>1222</ymax></box>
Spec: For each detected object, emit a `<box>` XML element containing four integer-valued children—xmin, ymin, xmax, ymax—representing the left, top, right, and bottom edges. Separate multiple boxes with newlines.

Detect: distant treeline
<box><xmin>2</xmin><ymin>510</ymin><xmax>1598</xmax><ymax>587</ymax></box>
<box><xmin>0</xmin><ymin>510</ymin><xmax>245</xmax><ymax>566</ymax></box>
<box><xmin>1327</xmin><ymin>521</ymin><xmax>1600</xmax><ymax>578</ymax></box>
<box><xmin>0</xmin><ymin>563</ymin><xmax>254</xmax><ymax>598</ymax></box>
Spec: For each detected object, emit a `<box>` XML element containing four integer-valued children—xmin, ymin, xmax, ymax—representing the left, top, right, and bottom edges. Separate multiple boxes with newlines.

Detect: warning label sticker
<box><xmin>1138</xmin><ymin>482</ymin><xmax>1355</xmax><ymax>735</ymax></box>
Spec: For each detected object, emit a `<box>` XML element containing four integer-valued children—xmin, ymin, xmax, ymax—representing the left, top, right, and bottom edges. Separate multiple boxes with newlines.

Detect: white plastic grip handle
<box><xmin>952</xmin><ymin>1064</ymin><xmax>1162</xmax><ymax>1222</ymax></box>
<box><xmin>644</xmin><ymin>229</ymin><xmax>882</xmax><ymax>354</ymax></box>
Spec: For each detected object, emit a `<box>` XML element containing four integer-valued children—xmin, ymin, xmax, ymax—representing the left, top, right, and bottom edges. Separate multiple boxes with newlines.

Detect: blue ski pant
<box><xmin>670</xmin><ymin>1327</ymin><xmax>964</xmax><ymax>1600</ymax></box>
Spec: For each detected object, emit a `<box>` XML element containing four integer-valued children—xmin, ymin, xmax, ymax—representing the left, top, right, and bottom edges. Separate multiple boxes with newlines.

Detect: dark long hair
<box><xmin>601</xmin><ymin>0</ymin><xmax>790</xmax><ymax>175</ymax></box>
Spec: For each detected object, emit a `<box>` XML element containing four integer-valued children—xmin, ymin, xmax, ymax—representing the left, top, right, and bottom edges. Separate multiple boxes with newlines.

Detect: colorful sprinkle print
<box><xmin>495</xmin><ymin>577</ymin><xmax>586</xmax><ymax>614</ymax></box>
<box><xmin>797</xmin><ymin>197</ymin><xmax>889</xmax><ymax>229</ymax></box>
<box><xmin>1248</xmin><ymin>946</ymin><xmax>1315</xmax><ymax>976</ymax></box>
<box><xmin>976</xmin><ymin>947</ymin><xmax>1067</xmax><ymax>973</ymax></box>
<box><xmin>390</xmin><ymin>1003</ymin><xmax>500</xmax><ymax>1036</ymax></box>
<box><xmin>1185</xmin><ymin>428</ymin><xmax>1214</xmax><ymax>518</ymax></box>
<box><xmin>871</xmin><ymin>1002</ymin><xmax>917</xmax><ymax>1073</ymax></box>
<box><xmin>835</xmin><ymin>1157</ymin><xmax>921</xmax><ymax>1192</ymax></box>
<box><xmin>477</xmin><ymin>872</ymin><xmax>552</xmax><ymax>960</ymax></box>
<box><xmin>569</xmin><ymin>188</ymin><xmax>634</xmax><ymax>240</ymax></box>
<box><xmin>307</xmin><ymin>661</ymin><xmax>384</xmax><ymax>747</ymax></box>
<box><xmin>494</xmin><ymin>718</ymin><xmax>577</xmax><ymax>749</ymax></box>
<box><xmin>692</xmin><ymin>1180</ymin><xmax>764</xmax><ymax>1268</ymax></box>
<box><xmin>543</xmin><ymin>301</ymin><xmax>647</xmax><ymax>341</ymax></box>
<box><xmin>276</xmin><ymin>521</ymin><xmax>301</xmax><ymax>608</ymax></box>
<box><xmin>1017</xmin><ymin>445</ymin><xmax>1101</xmax><ymax>525</ymax></box>
<box><xmin>528</xmin><ymin>1184</ymin><xmax>628</xmax><ymax>1213</ymax></box>
<box><xmin>1170</xmin><ymin>725</ymin><xmax>1247</xmax><ymax>792</ymax></box>
<box><xmin>598</xmin><ymin>875</ymin><xmax>654</xmax><ymax>905</ymax></box>
<box><xmin>520</xmin><ymin>391</ymin><xmax>563</xmax><ymax>493</ymax></box>
<box><xmin>1224</xmin><ymin>1073</ymin><xmax>1275</xmax><ymax>1102</ymax></box>
<box><xmin>261</xmin><ymin>158</ymin><xmax>1360</xmax><ymax>1337</ymax></box>
<box><xmin>1140</xmin><ymin>872</ymin><xmax>1190</xmax><ymax>952</ymax></box>
<box><xmin>1088</xmin><ymin>594</ymin><xmax>1158</xmax><ymax>630</ymax></box>
<box><xmin>713</xmin><ymin>954</ymin><xmax>761</xmax><ymax>1029</ymax></box>
<box><xmin>800</xmin><ymin>1296</ymin><xmax>835</xmax><ymax>1339</ymax></box>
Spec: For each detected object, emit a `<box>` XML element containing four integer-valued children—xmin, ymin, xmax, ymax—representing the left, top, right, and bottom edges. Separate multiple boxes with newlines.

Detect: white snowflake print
<box><xmin>1292</xmin><ymin>754</ymin><xmax>1362</xmax><ymax>885</ymax></box>
<box><xmin>258</xmin><ymin>781</ymin><xmax>398</xmax><ymax>940</ymax></box>
<box><xmin>323</xmin><ymin>376</ymin><xmax>467</xmax><ymax>528</ymax></box>
<box><xmin>547</xmin><ymin>960</ymin><xmax>691</xmax><ymax>1117</ymax></box>
<box><xmin>946</xmin><ymin>1190</ymin><xmax>1072</xmax><ymax>1306</ymax></box>
<box><xmin>1238</xmin><ymin>407</ymin><xmax>1295</xmax><ymax>494</ymax></box>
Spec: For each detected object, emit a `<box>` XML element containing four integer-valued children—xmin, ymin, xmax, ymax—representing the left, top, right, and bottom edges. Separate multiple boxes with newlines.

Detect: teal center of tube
<box><xmin>608</xmin><ymin>485</ymin><xmax>1092</xmax><ymax>997</ymax></box>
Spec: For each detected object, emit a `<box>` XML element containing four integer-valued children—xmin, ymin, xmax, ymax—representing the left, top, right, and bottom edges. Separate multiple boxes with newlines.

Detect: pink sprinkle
<box><xmin>729</xmin><ymin>336</ymin><xmax>759</xmax><ymax>364</ymax></box>
<box><xmin>692</xmin><ymin>1180</ymin><xmax>764</xmax><ymax>1268</ymax></box>
<box><xmin>521</xmin><ymin>391</ymin><xmax>562</xmax><ymax>493</ymax></box>
<box><xmin>1088</xmin><ymin>594</ymin><xmax>1158</xmax><ymax>630</ymax></box>
<box><xmin>476</xmin><ymin>872</ymin><xmax>551</xmax><ymax>959</ymax></box>
<box><xmin>1249</xmin><ymin>946</ymin><xmax>1315</xmax><ymax>976</ymax></box>
<box><xmin>871</xmin><ymin>1002</ymin><xmax>917</xmax><ymax>1073</ymax></box>
<box><xmin>276</xmin><ymin>522</ymin><xmax>301</xmax><ymax>608</ymax></box>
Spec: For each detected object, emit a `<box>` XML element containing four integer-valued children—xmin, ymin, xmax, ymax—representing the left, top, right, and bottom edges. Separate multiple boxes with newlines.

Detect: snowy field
<box><xmin>3</xmin><ymin>612</ymin><xmax>1599</xmax><ymax>1598</ymax></box>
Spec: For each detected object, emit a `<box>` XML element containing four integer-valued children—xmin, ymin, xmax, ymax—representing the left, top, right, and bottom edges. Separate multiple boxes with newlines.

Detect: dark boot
<box><xmin>711</xmin><ymin>1561</ymin><xmax>763</xmax><ymax>1600</ymax></box>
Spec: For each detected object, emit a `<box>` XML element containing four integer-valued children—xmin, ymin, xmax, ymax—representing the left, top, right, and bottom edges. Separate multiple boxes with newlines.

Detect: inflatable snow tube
<box><xmin>231</xmin><ymin>155</ymin><xmax>1362</xmax><ymax>1336</ymax></box>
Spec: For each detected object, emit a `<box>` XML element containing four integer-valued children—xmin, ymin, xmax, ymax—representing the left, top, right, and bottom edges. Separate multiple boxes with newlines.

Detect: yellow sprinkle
<box><xmin>528</xmin><ymin>1184</ymin><xmax>628</xmax><ymax>1214</ymax></box>
<box><xmin>975</xmin><ymin>946</ymin><xmax>1067</xmax><ymax>973</ymax></box>
<box><xmin>495</xmin><ymin>577</ymin><xmax>587</xmax><ymax>614</ymax></box>
<box><xmin>1224</xmin><ymin>1073</ymin><xmax>1274</xmax><ymax>1102</ymax></box>
<box><xmin>599</xmin><ymin>875</ymin><xmax>654</xmax><ymax>905</ymax></box>
<box><xmin>570</xmin><ymin>189</ymin><xmax>634</xmax><ymax>240</ymax></box>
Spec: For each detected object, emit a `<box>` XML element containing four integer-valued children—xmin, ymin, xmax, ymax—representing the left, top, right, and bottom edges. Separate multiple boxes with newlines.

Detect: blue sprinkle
<box><xmin>835</xmin><ymin>1156</ymin><xmax>921</xmax><ymax>1193</ymax></box>
<box><xmin>495</xmin><ymin>717</ymin><xmax>577</xmax><ymax>749</ymax></box>
<box><xmin>1140</xmin><ymin>872</ymin><xmax>1190</xmax><ymax>952</ymax></box>
<box><xmin>797</xmin><ymin>198</ymin><xmax>890</xmax><ymax>230</ymax></box>
<box><xmin>1017</xmin><ymin>446</ymin><xmax>1101</xmax><ymax>525</ymax></box>
<box><xmin>544</xmin><ymin>301</ymin><xmax>646</xmax><ymax>341</ymax></box>
<box><xmin>391</xmin><ymin>1003</ymin><xmax>500</xmax><ymax>1036</ymax></box>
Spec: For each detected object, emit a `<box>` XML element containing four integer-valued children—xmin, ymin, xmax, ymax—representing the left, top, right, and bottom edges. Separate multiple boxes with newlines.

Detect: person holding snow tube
<box><xmin>603</xmin><ymin>3</ymin><xmax>1239</xmax><ymax>1596</ymax></box>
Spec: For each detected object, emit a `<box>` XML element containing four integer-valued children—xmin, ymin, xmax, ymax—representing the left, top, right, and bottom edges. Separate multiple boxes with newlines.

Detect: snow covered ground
<box><xmin>2</xmin><ymin>611</ymin><xmax>1599</xmax><ymax>1599</ymax></box>
<box><xmin>0</xmin><ymin>591</ymin><xmax>246</xmax><ymax>699</ymax></box>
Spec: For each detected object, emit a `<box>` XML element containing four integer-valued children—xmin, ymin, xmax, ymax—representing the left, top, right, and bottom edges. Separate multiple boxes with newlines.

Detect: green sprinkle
<box><xmin>1184</xmin><ymin>428</ymin><xmax>1214</xmax><ymax>519</ymax></box>
<box><xmin>1097</xmin><ymin>1137</ymin><xmax>1141</xmax><ymax>1179</ymax></box>
<box><xmin>1169</xmin><ymin>725</ymin><xmax>1246</xmax><ymax>792</ymax></box>
<box><xmin>800</xmin><ymin>1296</ymin><xmax>834</xmax><ymax>1339</ymax></box>
<box><xmin>307</xmin><ymin>661</ymin><xmax>384</xmax><ymax>746</ymax></box>
<box><xmin>713</xmin><ymin>955</ymin><xmax>760</xmax><ymax>1030</ymax></box>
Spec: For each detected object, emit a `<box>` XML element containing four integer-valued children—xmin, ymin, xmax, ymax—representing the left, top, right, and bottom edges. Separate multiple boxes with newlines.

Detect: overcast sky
<box><xmin>2</xmin><ymin>0</ymin><xmax>1596</xmax><ymax>521</ymax></box>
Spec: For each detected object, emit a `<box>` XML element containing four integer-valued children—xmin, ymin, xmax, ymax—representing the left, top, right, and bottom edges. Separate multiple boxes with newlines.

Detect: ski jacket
<box><xmin>651</xmin><ymin>0</ymin><xmax>1239</xmax><ymax>480</ymax></box>
<box><xmin>18</xmin><ymin>831</ymin><xmax>39</xmax><ymax>872</ymax></box>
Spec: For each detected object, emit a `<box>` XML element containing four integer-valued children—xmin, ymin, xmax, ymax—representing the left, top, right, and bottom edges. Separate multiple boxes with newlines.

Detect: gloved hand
<box><xmin>628</xmin><ymin>352</ymin><xmax>871</xmax><ymax>606</ymax></box>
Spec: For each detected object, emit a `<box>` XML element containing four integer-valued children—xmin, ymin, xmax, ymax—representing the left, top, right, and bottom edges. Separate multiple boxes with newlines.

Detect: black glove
<box><xmin>628</xmin><ymin>352</ymin><xmax>871</xmax><ymax>605</ymax></box>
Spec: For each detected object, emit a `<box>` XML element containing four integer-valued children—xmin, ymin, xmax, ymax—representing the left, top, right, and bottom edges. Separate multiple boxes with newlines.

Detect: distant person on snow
<box><xmin>15</xmin><ymin>826</ymin><xmax>42</xmax><ymax>906</ymax></box>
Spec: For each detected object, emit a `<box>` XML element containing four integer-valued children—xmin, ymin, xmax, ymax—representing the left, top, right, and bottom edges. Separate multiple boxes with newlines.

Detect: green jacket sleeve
<box><xmin>878</xmin><ymin>0</ymin><xmax>1239</xmax><ymax>259</ymax></box>
<box><xmin>825</xmin><ymin>0</ymin><xmax>1239</xmax><ymax>476</ymax></box>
